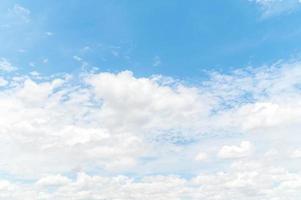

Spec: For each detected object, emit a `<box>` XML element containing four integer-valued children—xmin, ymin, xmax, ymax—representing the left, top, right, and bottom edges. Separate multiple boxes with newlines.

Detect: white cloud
<box><xmin>195</xmin><ymin>151</ymin><xmax>208</xmax><ymax>161</ymax></box>
<box><xmin>0</xmin><ymin>162</ymin><xmax>299</xmax><ymax>199</ymax></box>
<box><xmin>36</xmin><ymin>175</ymin><xmax>71</xmax><ymax>187</ymax></box>
<box><xmin>73</xmin><ymin>55</ymin><xmax>89</xmax><ymax>69</ymax></box>
<box><xmin>0</xmin><ymin>61</ymin><xmax>300</xmax><ymax>177</ymax></box>
<box><xmin>218</xmin><ymin>141</ymin><xmax>253</xmax><ymax>159</ymax></box>
<box><xmin>291</xmin><ymin>149</ymin><xmax>301</xmax><ymax>158</ymax></box>
<box><xmin>205</xmin><ymin>62</ymin><xmax>301</xmax><ymax>133</ymax></box>
<box><xmin>73</xmin><ymin>55</ymin><xmax>82</xmax><ymax>61</ymax></box>
<box><xmin>45</xmin><ymin>32</ymin><xmax>54</xmax><ymax>36</ymax></box>
<box><xmin>85</xmin><ymin>71</ymin><xmax>210</xmax><ymax>135</ymax></box>
<box><xmin>0</xmin><ymin>70</ymin><xmax>211</xmax><ymax>176</ymax></box>
<box><xmin>0</xmin><ymin>60</ymin><xmax>300</xmax><ymax>198</ymax></box>
<box><xmin>0</xmin><ymin>58</ymin><xmax>17</xmax><ymax>72</ymax></box>
<box><xmin>0</xmin><ymin>77</ymin><xmax>8</xmax><ymax>86</ymax></box>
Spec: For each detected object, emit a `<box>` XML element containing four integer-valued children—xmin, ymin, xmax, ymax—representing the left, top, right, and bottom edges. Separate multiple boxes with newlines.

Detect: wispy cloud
<box><xmin>0</xmin><ymin>58</ymin><xmax>17</xmax><ymax>72</ymax></box>
<box><xmin>0</xmin><ymin>77</ymin><xmax>8</xmax><ymax>86</ymax></box>
<box><xmin>249</xmin><ymin>0</ymin><xmax>301</xmax><ymax>17</ymax></box>
<box><xmin>8</xmin><ymin>4</ymin><xmax>31</xmax><ymax>23</ymax></box>
<box><xmin>152</xmin><ymin>56</ymin><xmax>162</xmax><ymax>67</ymax></box>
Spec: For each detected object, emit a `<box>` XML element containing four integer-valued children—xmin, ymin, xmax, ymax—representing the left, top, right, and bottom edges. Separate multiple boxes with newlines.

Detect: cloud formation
<box><xmin>0</xmin><ymin>60</ymin><xmax>301</xmax><ymax>198</ymax></box>
<box><xmin>218</xmin><ymin>141</ymin><xmax>253</xmax><ymax>159</ymax></box>
<box><xmin>1</xmin><ymin>163</ymin><xmax>301</xmax><ymax>200</ymax></box>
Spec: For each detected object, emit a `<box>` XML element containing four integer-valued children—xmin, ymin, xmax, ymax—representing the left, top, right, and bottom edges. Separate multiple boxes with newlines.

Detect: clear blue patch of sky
<box><xmin>1</xmin><ymin>0</ymin><xmax>301</xmax><ymax>80</ymax></box>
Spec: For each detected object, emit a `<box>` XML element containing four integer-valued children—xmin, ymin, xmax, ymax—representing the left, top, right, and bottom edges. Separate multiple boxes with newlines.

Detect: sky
<box><xmin>1</xmin><ymin>0</ymin><xmax>301</xmax><ymax>199</ymax></box>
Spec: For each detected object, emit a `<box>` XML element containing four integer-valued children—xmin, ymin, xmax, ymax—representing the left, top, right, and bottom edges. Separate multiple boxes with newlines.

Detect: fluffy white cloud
<box><xmin>206</xmin><ymin>62</ymin><xmax>301</xmax><ymax>133</ymax></box>
<box><xmin>85</xmin><ymin>71</ymin><xmax>211</xmax><ymax>135</ymax></box>
<box><xmin>195</xmin><ymin>151</ymin><xmax>208</xmax><ymax>161</ymax></box>
<box><xmin>36</xmin><ymin>175</ymin><xmax>71</xmax><ymax>187</ymax></box>
<box><xmin>0</xmin><ymin>70</ymin><xmax>213</xmax><ymax>176</ymax></box>
<box><xmin>0</xmin><ymin>161</ymin><xmax>299</xmax><ymax>200</ymax></box>
<box><xmin>0</xmin><ymin>61</ymin><xmax>300</xmax><ymax>198</ymax></box>
<box><xmin>218</xmin><ymin>141</ymin><xmax>253</xmax><ymax>159</ymax></box>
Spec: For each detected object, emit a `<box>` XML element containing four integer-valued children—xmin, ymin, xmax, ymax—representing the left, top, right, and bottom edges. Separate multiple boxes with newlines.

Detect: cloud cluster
<box><xmin>0</xmin><ymin>60</ymin><xmax>301</xmax><ymax>198</ymax></box>
<box><xmin>0</xmin><ymin>70</ymin><xmax>212</xmax><ymax>176</ymax></box>
<box><xmin>1</xmin><ymin>162</ymin><xmax>301</xmax><ymax>200</ymax></box>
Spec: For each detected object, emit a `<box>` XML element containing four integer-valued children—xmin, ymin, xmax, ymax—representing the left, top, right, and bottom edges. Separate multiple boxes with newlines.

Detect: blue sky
<box><xmin>1</xmin><ymin>0</ymin><xmax>301</xmax><ymax>78</ymax></box>
<box><xmin>1</xmin><ymin>1</ymin><xmax>301</xmax><ymax>199</ymax></box>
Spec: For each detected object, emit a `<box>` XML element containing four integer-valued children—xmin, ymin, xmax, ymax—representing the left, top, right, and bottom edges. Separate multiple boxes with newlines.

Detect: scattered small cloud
<box><xmin>73</xmin><ymin>55</ymin><xmax>89</xmax><ymax>69</ymax></box>
<box><xmin>73</xmin><ymin>55</ymin><xmax>83</xmax><ymax>62</ymax></box>
<box><xmin>153</xmin><ymin>56</ymin><xmax>162</xmax><ymax>67</ymax></box>
<box><xmin>9</xmin><ymin>4</ymin><xmax>31</xmax><ymax>23</ymax></box>
<box><xmin>29</xmin><ymin>71</ymin><xmax>40</xmax><ymax>77</ymax></box>
<box><xmin>45</xmin><ymin>32</ymin><xmax>54</xmax><ymax>36</ymax></box>
<box><xmin>43</xmin><ymin>58</ymin><xmax>48</xmax><ymax>64</ymax></box>
<box><xmin>0</xmin><ymin>77</ymin><xmax>8</xmax><ymax>86</ymax></box>
<box><xmin>0</xmin><ymin>58</ymin><xmax>17</xmax><ymax>72</ymax></box>
<box><xmin>81</xmin><ymin>46</ymin><xmax>91</xmax><ymax>52</ymax></box>
<box><xmin>29</xmin><ymin>62</ymin><xmax>35</xmax><ymax>67</ymax></box>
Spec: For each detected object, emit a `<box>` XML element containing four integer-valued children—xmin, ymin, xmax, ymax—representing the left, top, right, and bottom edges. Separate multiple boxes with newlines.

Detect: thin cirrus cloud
<box><xmin>249</xmin><ymin>0</ymin><xmax>301</xmax><ymax>17</ymax></box>
<box><xmin>8</xmin><ymin>4</ymin><xmax>31</xmax><ymax>23</ymax></box>
<box><xmin>0</xmin><ymin>60</ymin><xmax>300</xmax><ymax>198</ymax></box>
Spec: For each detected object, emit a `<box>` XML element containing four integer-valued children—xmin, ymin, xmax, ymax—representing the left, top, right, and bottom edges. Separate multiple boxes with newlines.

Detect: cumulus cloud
<box><xmin>85</xmin><ymin>71</ymin><xmax>210</xmax><ymax>135</ymax></box>
<box><xmin>218</xmin><ymin>141</ymin><xmax>253</xmax><ymax>159</ymax></box>
<box><xmin>0</xmin><ymin>60</ymin><xmax>301</xmax><ymax>198</ymax></box>
<box><xmin>0</xmin><ymin>70</ymin><xmax>212</xmax><ymax>176</ymax></box>
<box><xmin>0</xmin><ymin>162</ymin><xmax>300</xmax><ymax>200</ymax></box>
<box><xmin>36</xmin><ymin>175</ymin><xmax>71</xmax><ymax>187</ymax></box>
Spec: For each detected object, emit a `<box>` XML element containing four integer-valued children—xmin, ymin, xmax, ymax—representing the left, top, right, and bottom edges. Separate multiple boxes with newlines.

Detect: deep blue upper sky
<box><xmin>1</xmin><ymin>0</ymin><xmax>301</xmax><ymax>79</ymax></box>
